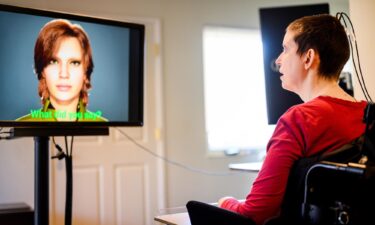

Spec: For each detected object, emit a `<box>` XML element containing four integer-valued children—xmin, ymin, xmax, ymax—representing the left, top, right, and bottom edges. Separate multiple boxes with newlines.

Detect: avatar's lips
<box><xmin>56</xmin><ymin>85</ymin><xmax>72</xmax><ymax>91</ymax></box>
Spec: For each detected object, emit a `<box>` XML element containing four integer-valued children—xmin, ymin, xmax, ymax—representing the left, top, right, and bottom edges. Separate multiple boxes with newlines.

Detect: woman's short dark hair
<box><xmin>287</xmin><ymin>14</ymin><xmax>349</xmax><ymax>80</ymax></box>
<box><xmin>34</xmin><ymin>19</ymin><xmax>94</xmax><ymax>106</ymax></box>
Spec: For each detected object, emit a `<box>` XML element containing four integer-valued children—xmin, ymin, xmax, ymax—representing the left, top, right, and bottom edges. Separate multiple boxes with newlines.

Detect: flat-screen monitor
<box><xmin>0</xmin><ymin>4</ymin><xmax>144</xmax><ymax>128</ymax></box>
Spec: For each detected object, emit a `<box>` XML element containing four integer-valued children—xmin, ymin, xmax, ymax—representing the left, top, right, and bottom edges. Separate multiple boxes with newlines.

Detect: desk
<box><xmin>228</xmin><ymin>161</ymin><xmax>263</xmax><ymax>172</ymax></box>
<box><xmin>155</xmin><ymin>162</ymin><xmax>262</xmax><ymax>225</ymax></box>
<box><xmin>154</xmin><ymin>212</ymin><xmax>190</xmax><ymax>225</ymax></box>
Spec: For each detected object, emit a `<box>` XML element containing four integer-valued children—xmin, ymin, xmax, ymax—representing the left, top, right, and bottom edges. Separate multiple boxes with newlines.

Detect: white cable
<box><xmin>115</xmin><ymin>128</ymin><xmax>247</xmax><ymax>176</ymax></box>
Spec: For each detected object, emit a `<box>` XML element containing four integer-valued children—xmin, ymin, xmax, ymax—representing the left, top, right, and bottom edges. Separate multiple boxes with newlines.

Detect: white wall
<box><xmin>349</xmin><ymin>0</ymin><xmax>375</xmax><ymax>101</ymax></box>
<box><xmin>0</xmin><ymin>0</ymin><xmax>354</xmax><ymax>214</ymax></box>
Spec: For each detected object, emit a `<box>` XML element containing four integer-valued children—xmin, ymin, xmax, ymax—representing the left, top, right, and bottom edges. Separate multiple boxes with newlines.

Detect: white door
<box><xmin>50</xmin><ymin>18</ymin><xmax>165</xmax><ymax>225</ymax></box>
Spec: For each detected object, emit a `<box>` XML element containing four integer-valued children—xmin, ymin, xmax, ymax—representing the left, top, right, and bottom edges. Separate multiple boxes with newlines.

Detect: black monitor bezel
<box><xmin>0</xmin><ymin>4</ymin><xmax>144</xmax><ymax>127</ymax></box>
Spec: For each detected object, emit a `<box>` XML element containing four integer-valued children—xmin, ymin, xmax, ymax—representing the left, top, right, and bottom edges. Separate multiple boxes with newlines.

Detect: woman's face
<box><xmin>43</xmin><ymin>37</ymin><xmax>85</xmax><ymax>108</ymax></box>
<box><xmin>275</xmin><ymin>29</ymin><xmax>305</xmax><ymax>93</ymax></box>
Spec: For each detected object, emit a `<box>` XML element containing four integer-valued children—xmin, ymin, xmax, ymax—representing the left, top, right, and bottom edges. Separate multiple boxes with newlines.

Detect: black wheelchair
<box><xmin>187</xmin><ymin>103</ymin><xmax>375</xmax><ymax>225</ymax></box>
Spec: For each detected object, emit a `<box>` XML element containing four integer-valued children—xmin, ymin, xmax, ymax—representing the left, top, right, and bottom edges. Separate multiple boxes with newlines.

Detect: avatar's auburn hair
<box><xmin>34</xmin><ymin>19</ymin><xmax>94</xmax><ymax>106</ymax></box>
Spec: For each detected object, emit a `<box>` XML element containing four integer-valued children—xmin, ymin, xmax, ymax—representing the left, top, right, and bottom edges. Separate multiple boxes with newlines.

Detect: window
<box><xmin>203</xmin><ymin>26</ymin><xmax>275</xmax><ymax>154</ymax></box>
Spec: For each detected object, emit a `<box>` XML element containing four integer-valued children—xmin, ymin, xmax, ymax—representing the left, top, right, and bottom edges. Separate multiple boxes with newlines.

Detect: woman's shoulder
<box><xmin>16</xmin><ymin>113</ymin><xmax>35</xmax><ymax>121</ymax></box>
<box><xmin>279</xmin><ymin>96</ymin><xmax>367</xmax><ymax>129</ymax></box>
<box><xmin>15</xmin><ymin>109</ymin><xmax>56</xmax><ymax>121</ymax></box>
<box><xmin>285</xmin><ymin>96</ymin><xmax>366</xmax><ymax>116</ymax></box>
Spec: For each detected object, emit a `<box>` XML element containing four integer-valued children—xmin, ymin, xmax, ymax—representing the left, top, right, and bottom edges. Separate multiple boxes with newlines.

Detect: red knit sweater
<box><xmin>221</xmin><ymin>96</ymin><xmax>367</xmax><ymax>225</ymax></box>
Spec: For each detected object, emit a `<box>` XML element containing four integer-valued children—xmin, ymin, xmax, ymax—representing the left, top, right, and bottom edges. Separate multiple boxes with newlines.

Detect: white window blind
<box><xmin>203</xmin><ymin>26</ymin><xmax>275</xmax><ymax>153</ymax></box>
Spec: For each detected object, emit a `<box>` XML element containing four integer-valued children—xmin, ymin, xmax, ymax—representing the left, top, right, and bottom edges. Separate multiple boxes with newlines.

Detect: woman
<box><xmin>218</xmin><ymin>14</ymin><xmax>367</xmax><ymax>225</ymax></box>
<box><xmin>17</xmin><ymin>19</ymin><xmax>106</xmax><ymax>121</ymax></box>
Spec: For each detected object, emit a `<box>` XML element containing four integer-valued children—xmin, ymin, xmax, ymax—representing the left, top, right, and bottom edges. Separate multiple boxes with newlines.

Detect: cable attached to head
<box><xmin>336</xmin><ymin>12</ymin><xmax>373</xmax><ymax>103</ymax></box>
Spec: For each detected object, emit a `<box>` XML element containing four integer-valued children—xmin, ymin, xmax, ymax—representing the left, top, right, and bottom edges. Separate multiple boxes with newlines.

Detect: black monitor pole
<box><xmin>11</xmin><ymin>127</ymin><xmax>109</xmax><ymax>225</ymax></box>
<box><xmin>34</xmin><ymin>136</ymin><xmax>50</xmax><ymax>225</ymax></box>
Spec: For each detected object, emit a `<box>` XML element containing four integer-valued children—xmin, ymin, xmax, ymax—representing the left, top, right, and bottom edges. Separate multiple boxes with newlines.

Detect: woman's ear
<box><xmin>303</xmin><ymin>48</ymin><xmax>317</xmax><ymax>70</ymax></box>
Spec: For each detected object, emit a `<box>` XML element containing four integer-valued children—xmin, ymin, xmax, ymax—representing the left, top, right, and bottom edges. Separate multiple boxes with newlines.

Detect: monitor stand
<box><xmin>11</xmin><ymin>127</ymin><xmax>109</xmax><ymax>225</ymax></box>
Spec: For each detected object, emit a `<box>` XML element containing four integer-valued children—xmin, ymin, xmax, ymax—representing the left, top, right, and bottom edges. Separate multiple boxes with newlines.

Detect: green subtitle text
<box><xmin>30</xmin><ymin>109</ymin><xmax>103</xmax><ymax>120</ymax></box>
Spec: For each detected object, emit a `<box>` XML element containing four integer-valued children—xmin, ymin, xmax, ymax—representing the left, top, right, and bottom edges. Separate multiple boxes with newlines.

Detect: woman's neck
<box><xmin>50</xmin><ymin>98</ymin><xmax>80</xmax><ymax>121</ymax></box>
<box><xmin>298</xmin><ymin>75</ymin><xmax>356</xmax><ymax>103</ymax></box>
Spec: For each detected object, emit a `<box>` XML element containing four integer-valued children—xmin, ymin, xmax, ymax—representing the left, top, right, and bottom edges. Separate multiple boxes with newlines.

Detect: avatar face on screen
<box><xmin>16</xmin><ymin>19</ymin><xmax>106</xmax><ymax>122</ymax></box>
<box><xmin>0</xmin><ymin>4</ymin><xmax>142</xmax><ymax>126</ymax></box>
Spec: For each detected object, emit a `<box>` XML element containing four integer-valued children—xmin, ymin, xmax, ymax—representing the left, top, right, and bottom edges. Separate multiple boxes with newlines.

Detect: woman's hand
<box><xmin>218</xmin><ymin>196</ymin><xmax>235</xmax><ymax>207</ymax></box>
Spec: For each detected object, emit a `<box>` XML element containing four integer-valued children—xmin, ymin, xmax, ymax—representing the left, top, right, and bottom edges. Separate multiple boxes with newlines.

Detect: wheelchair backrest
<box><xmin>277</xmin><ymin>103</ymin><xmax>375</xmax><ymax>225</ymax></box>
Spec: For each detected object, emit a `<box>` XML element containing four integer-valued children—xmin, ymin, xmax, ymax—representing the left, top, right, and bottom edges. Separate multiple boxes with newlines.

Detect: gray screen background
<box><xmin>0</xmin><ymin>11</ymin><xmax>130</xmax><ymax>121</ymax></box>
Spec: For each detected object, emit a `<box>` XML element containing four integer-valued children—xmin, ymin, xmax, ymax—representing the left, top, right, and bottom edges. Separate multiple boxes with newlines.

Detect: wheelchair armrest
<box><xmin>318</xmin><ymin>161</ymin><xmax>366</xmax><ymax>175</ymax></box>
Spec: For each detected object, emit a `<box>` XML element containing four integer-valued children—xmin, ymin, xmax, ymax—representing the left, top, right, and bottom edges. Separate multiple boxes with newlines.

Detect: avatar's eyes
<box><xmin>70</xmin><ymin>60</ymin><xmax>81</xmax><ymax>66</ymax></box>
<box><xmin>49</xmin><ymin>59</ymin><xmax>58</xmax><ymax>65</ymax></box>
